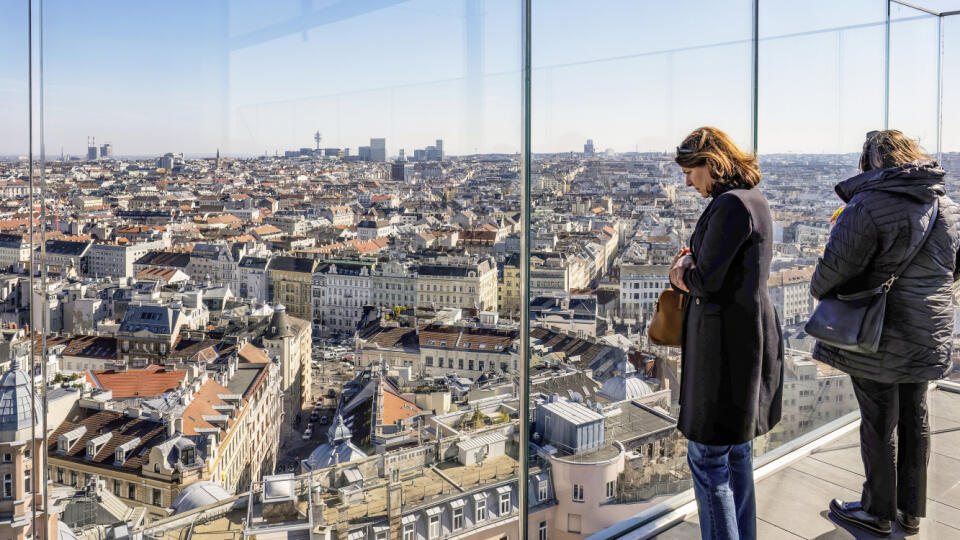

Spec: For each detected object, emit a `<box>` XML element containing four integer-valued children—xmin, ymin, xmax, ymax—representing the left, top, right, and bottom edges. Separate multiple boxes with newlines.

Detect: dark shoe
<box><xmin>897</xmin><ymin>511</ymin><xmax>920</xmax><ymax>535</ymax></box>
<box><xmin>829</xmin><ymin>499</ymin><xmax>892</xmax><ymax>537</ymax></box>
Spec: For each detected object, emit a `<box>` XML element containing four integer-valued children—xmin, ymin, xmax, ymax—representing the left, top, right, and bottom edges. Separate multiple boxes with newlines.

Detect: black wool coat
<box><xmin>811</xmin><ymin>160</ymin><xmax>959</xmax><ymax>382</ymax></box>
<box><xmin>676</xmin><ymin>187</ymin><xmax>784</xmax><ymax>445</ymax></box>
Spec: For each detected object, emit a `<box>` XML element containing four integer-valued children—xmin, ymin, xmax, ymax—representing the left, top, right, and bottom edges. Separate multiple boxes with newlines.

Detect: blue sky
<box><xmin>1</xmin><ymin>0</ymin><xmax>957</xmax><ymax>157</ymax></box>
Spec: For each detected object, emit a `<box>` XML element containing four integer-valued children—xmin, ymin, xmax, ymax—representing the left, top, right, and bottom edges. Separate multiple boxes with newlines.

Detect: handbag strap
<box><xmin>836</xmin><ymin>197</ymin><xmax>939</xmax><ymax>301</ymax></box>
<box><xmin>883</xmin><ymin>197</ymin><xmax>939</xmax><ymax>292</ymax></box>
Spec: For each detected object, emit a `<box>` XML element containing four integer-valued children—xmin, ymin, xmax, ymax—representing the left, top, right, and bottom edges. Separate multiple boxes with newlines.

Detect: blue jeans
<box><xmin>687</xmin><ymin>440</ymin><xmax>757</xmax><ymax>540</ymax></box>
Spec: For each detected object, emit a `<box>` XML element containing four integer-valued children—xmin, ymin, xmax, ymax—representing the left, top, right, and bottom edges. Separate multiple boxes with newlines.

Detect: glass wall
<box><xmin>9</xmin><ymin>1</ymin><xmax>960</xmax><ymax>539</ymax></box>
<box><xmin>889</xmin><ymin>2</ymin><xmax>941</xmax><ymax>153</ymax></box>
<box><xmin>1</xmin><ymin>0</ymin><xmax>29</xmax><ymax>157</ymax></box>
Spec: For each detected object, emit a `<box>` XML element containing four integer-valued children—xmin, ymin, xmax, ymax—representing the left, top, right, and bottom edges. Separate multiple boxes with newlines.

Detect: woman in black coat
<box><xmin>670</xmin><ymin>127</ymin><xmax>783</xmax><ymax>540</ymax></box>
<box><xmin>811</xmin><ymin>130</ymin><xmax>959</xmax><ymax>536</ymax></box>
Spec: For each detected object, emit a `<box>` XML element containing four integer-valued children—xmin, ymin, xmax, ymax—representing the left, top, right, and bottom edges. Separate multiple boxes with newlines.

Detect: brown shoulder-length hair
<box><xmin>860</xmin><ymin>129</ymin><xmax>931</xmax><ymax>172</ymax></box>
<box><xmin>674</xmin><ymin>127</ymin><xmax>761</xmax><ymax>195</ymax></box>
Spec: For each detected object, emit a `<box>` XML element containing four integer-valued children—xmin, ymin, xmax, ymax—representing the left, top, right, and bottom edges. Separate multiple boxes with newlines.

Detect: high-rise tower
<box><xmin>314</xmin><ymin>131</ymin><xmax>322</xmax><ymax>151</ymax></box>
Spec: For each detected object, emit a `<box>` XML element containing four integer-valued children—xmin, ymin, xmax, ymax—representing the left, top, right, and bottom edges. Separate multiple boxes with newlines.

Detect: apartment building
<box><xmin>618</xmin><ymin>264</ymin><xmax>671</xmax><ymax>321</ymax></box>
<box><xmin>86</xmin><ymin>237</ymin><xmax>172</xmax><ymax>279</ymax></box>
<box><xmin>47</xmin><ymin>357</ymin><xmax>281</xmax><ymax>523</ymax></box>
<box><xmin>419</xmin><ymin>323</ymin><xmax>516</xmax><ymax>378</ymax></box>
<box><xmin>415</xmin><ymin>257</ymin><xmax>497</xmax><ymax>313</ymax></box>
<box><xmin>269</xmin><ymin>256</ymin><xmax>319</xmax><ymax>321</ymax></box>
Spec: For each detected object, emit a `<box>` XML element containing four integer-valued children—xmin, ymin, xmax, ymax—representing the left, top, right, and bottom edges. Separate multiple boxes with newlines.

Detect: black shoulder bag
<box><xmin>805</xmin><ymin>197</ymin><xmax>939</xmax><ymax>354</ymax></box>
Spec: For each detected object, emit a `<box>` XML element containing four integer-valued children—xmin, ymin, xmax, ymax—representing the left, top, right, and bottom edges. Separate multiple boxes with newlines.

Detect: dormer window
<box><xmin>58</xmin><ymin>425</ymin><xmax>87</xmax><ymax>454</ymax></box>
<box><xmin>115</xmin><ymin>437</ymin><xmax>140</xmax><ymax>465</ymax></box>
<box><xmin>86</xmin><ymin>433</ymin><xmax>112</xmax><ymax>460</ymax></box>
<box><xmin>479</xmin><ymin>343</ymin><xmax>487</xmax><ymax>349</ymax></box>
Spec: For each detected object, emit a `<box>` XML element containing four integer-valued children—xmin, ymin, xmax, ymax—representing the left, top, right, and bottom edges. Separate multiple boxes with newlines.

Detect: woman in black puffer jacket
<box><xmin>811</xmin><ymin>130</ymin><xmax>960</xmax><ymax>537</ymax></box>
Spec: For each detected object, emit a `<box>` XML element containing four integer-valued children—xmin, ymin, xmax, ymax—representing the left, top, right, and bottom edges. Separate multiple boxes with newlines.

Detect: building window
<box><xmin>539</xmin><ymin>521</ymin><xmax>548</xmax><ymax>540</ymax></box>
<box><xmin>606</xmin><ymin>480</ymin><xmax>616</xmax><ymax>499</ymax></box>
<box><xmin>57</xmin><ymin>468</ymin><xmax>63</xmax><ymax>484</ymax></box>
<box><xmin>24</xmin><ymin>470</ymin><xmax>30</xmax><ymax>491</ymax></box>
<box><xmin>572</xmin><ymin>484</ymin><xmax>584</xmax><ymax>502</ymax></box>
<box><xmin>428</xmin><ymin>515</ymin><xmax>440</xmax><ymax>539</ymax></box>
<box><xmin>452</xmin><ymin>507</ymin><xmax>463</xmax><ymax>530</ymax></box>
<box><xmin>402</xmin><ymin>524</ymin><xmax>414</xmax><ymax>540</ymax></box>
<box><xmin>499</xmin><ymin>492</ymin><xmax>511</xmax><ymax>515</ymax></box>
<box><xmin>3</xmin><ymin>474</ymin><xmax>11</xmax><ymax>498</ymax></box>
<box><xmin>113</xmin><ymin>480</ymin><xmax>121</xmax><ymax>496</ymax></box>
<box><xmin>153</xmin><ymin>488</ymin><xmax>162</xmax><ymax>506</ymax></box>
<box><xmin>425</xmin><ymin>356</ymin><xmax>433</xmax><ymax>367</ymax></box>
<box><xmin>538</xmin><ymin>480</ymin><xmax>548</xmax><ymax>502</ymax></box>
<box><xmin>1</xmin><ymin>453</ymin><xmax>10</xmax><ymax>463</ymax></box>
<box><xmin>375</xmin><ymin>532</ymin><xmax>387</xmax><ymax>540</ymax></box>
<box><xmin>71</xmin><ymin>471</ymin><xmax>78</xmax><ymax>487</ymax></box>
<box><xmin>568</xmin><ymin>514</ymin><xmax>581</xmax><ymax>534</ymax></box>
<box><xmin>475</xmin><ymin>496</ymin><xmax>487</xmax><ymax>522</ymax></box>
<box><xmin>128</xmin><ymin>484</ymin><xmax>136</xmax><ymax>501</ymax></box>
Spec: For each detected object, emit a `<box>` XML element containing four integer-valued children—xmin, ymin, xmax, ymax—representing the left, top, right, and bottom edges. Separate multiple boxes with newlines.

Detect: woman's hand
<box><xmin>671</xmin><ymin>245</ymin><xmax>691</xmax><ymax>267</ymax></box>
<box><xmin>670</xmin><ymin>255</ymin><xmax>695</xmax><ymax>293</ymax></box>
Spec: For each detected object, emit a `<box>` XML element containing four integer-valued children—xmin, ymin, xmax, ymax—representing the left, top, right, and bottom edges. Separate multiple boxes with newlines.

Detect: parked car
<box><xmin>327</xmin><ymin>388</ymin><xmax>337</xmax><ymax>398</ymax></box>
<box><xmin>310</xmin><ymin>411</ymin><xmax>319</xmax><ymax>422</ymax></box>
<box><xmin>302</xmin><ymin>426</ymin><xmax>313</xmax><ymax>440</ymax></box>
<box><xmin>320</xmin><ymin>415</ymin><xmax>329</xmax><ymax>425</ymax></box>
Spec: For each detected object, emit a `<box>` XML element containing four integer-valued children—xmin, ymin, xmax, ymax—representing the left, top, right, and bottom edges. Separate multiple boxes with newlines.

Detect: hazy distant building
<box><xmin>584</xmin><ymin>139</ymin><xmax>595</xmax><ymax>156</ymax></box>
<box><xmin>324</xmin><ymin>148</ymin><xmax>341</xmax><ymax>157</ymax></box>
<box><xmin>370</xmin><ymin>138</ymin><xmax>386</xmax><ymax>161</ymax></box>
<box><xmin>100</xmin><ymin>143</ymin><xmax>112</xmax><ymax>158</ymax></box>
<box><xmin>157</xmin><ymin>152</ymin><xmax>184</xmax><ymax>170</ymax></box>
<box><xmin>412</xmin><ymin>138</ymin><xmax>445</xmax><ymax>161</ymax></box>
<box><xmin>87</xmin><ymin>145</ymin><xmax>100</xmax><ymax>161</ymax></box>
<box><xmin>358</xmin><ymin>146</ymin><xmax>371</xmax><ymax>161</ymax></box>
<box><xmin>391</xmin><ymin>160</ymin><xmax>413</xmax><ymax>182</ymax></box>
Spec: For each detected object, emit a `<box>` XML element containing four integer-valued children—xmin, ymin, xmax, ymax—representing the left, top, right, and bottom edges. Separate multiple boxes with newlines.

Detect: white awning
<box><xmin>347</xmin><ymin>530</ymin><xmax>365</xmax><ymax>540</ymax></box>
<box><xmin>450</xmin><ymin>499</ymin><xmax>466</xmax><ymax>509</ymax></box>
<box><xmin>372</xmin><ymin>524</ymin><xmax>390</xmax><ymax>533</ymax></box>
<box><xmin>402</xmin><ymin>514</ymin><xmax>419</xmax><ymax>525</ymax></box>
<box><xmin>426</xmin><ymin>506</ymin><xmax>443</xmax><ymax>517</ymax></box>
<box><xmin>472</xmin><ymin>493</ymin><xmax>487</xmax><ymax>501</ymax></box>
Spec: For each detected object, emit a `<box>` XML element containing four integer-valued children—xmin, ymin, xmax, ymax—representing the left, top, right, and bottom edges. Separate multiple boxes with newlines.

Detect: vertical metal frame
<box><xmin>518</xmin><ymin>0</ymin><xmax>532</xmax><ymax>538</ymax></box>
<box><xmin>751</xmin><ymin>0</ymin><xmax>760</xmax><ymax>155</ymax></box>
<box><xmin>936</xmin><ymin>13</ymin><xmax>944</xmax><ymax>161</ymax></box>
<box><xmin>885</xmin><ymin>0</ymin><xmax>891</xmax><ymax>129</ymax></box>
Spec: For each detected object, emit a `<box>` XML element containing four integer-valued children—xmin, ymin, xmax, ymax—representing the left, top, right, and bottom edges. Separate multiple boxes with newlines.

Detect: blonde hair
<box><xmin>674</xmin><ymin>127</ymin><xmax>761</xmax><ymax>195</ymax></box>
<box><xmin>860</xmin><ymin>130</ymin><xmax>931</xmax><ymax>172</ymax></box>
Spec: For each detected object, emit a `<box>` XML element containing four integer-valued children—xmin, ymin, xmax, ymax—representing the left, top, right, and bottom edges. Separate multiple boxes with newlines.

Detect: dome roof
<box><xmin>171</xmin><ymin>481</ymin><xmax>231</xmax><ymax>514</ymax></box>
<box><xmin>303</xmin><ymin>415</ymin><xmax>367</xmax><ymax>471</ymax></box>
<box><xmin>0</xmin><ymin>357</ymin><xmax>42</xmax><ymax>434</ymax></box>
<box><xmin>599</xmin><ymin>375</ymin><xmax>654</xmax><ymax>402</ymax></box>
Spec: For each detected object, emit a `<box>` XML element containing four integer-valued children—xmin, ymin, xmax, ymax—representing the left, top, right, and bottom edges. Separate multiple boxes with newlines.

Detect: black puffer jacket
<box><xmin>811</xmin><ymin>160</ymin><xmax>960</xmax><ymax>382</ymax></box>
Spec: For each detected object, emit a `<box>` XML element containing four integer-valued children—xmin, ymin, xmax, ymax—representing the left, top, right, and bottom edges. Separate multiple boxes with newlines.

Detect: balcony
<box><xmin>597</xmin><ymin>382</ymin><xmax>960</xmax><ymax>539</ymax></box>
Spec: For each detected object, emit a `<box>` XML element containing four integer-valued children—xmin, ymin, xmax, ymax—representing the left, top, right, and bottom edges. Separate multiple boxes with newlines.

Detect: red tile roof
<box><xmin>87</xmin><ymin>364</ymin><xmax>186</xmax><ymax>398</ymax></box>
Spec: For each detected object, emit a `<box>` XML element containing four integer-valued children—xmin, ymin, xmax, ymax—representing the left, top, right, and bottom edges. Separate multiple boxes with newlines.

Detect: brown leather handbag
<box><xmin>648</xmin><ymin>288</ymin><xmax>686</xmax><ymax>347</ymax></box>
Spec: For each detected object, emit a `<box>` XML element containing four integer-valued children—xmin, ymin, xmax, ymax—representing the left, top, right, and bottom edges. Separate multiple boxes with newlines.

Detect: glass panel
<box><xmin>40</xmin><ymin>0</ymin><xmax>521</xmax><ymax>534</ymax></box>
<box><xmin>0</xmin><ymin>0</ymin><xmax>29</xmax><ymax>162</ymax></box>
<box><xmin>528</xmin><ymin>0</ymin><xmax>752</xmax><ymax>533</ymax></box>
<box><xmin>889</xmin><ymin>2</ymin><xmax>941</xmax><ymax>153</ymax></box>
<box><xmin>754</xmin><ymin>0</ymin><xmax>887</xmax><ymax>457</ymax></box>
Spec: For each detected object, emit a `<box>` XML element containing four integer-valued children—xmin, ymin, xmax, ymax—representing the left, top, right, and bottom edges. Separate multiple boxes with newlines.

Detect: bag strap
<box><xmin>882</xmin><ymin>197</ymin><xmax>939</xmax><ymax>292</ymax></box>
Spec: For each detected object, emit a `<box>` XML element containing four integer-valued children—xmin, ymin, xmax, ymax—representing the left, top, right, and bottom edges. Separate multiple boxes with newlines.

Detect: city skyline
<box><xmin>2</xmin><ymin>0</ymin><xmax>958</xmax><ymax>157</ymax></box>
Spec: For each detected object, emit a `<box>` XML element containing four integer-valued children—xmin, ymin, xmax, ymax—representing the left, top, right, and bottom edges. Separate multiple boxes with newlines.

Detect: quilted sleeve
<box><xmin>810</xmin><ymin>201</ymin><xmax>878</xmax><ymax>300</ymax></box>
